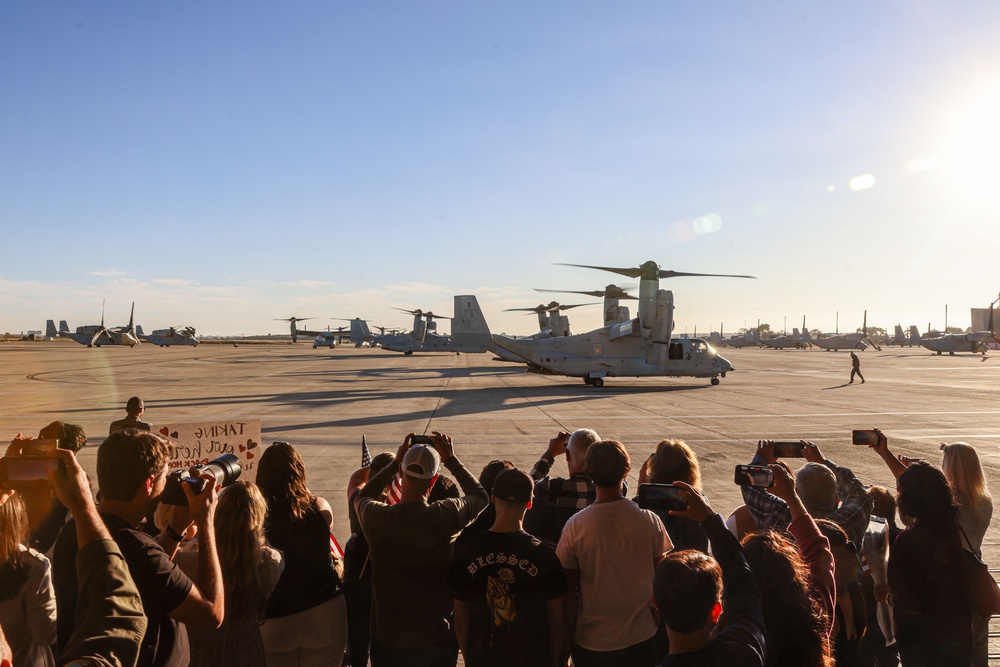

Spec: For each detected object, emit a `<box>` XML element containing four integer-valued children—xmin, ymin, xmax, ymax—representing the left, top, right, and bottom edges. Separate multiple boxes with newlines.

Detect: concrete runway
<box><xmin>2</xmin><ymin>341</ymin><xmax>999</xmax><ymax>562</ymax></box>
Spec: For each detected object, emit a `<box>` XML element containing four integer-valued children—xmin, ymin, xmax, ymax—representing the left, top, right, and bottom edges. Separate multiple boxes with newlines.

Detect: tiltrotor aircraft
<box><xmin>491</xmin><ymin>260</ymin><xmax>755</xmax><ymax>387</ymax></box>
<box><xmin>761</xmin><ymin>318</ymin><xmax>812</xmax><ymax>350</ymax></box>
<box><xmin>811</xmin><ymin>312</ymin><xmax>880</xmax><ymax>352</ymax></box>
<box><xmin>138</xmin><ymin>325</ymin><xmax>199</xmax><ymax>347</ymax></box>
<box><xmin>917</xmin><ymin>301</ymin><xmax>1000</xmax><ymax>355</ymax></box>
<box><xmin>46</xmin><ymin>302</ymin><xmax>141</xmax><ymax>347</ymax></box>
<box><xmin>377</xmin><ymin>295</ymin><xmax>492</xmax><ymax>355</ymax></box>
<box><xmin>722</xmin><ymin>327</ymin><xmax>762</xmax><ymax>348</ymax></box>
<box><xmin>887</xmin><ymin>324</ymin><xmax>922</xmax><ymax>347</ymax></box>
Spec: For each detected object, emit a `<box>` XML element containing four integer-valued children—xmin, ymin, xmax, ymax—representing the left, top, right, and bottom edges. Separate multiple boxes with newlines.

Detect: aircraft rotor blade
<box><xmin>658</xmin><ymin>270</ymin><xmax>758</xmax><ymax>280</ymax></box>
<box><xmin>504</xmin><ymin>306</ymin><xmax>548</xmax><ymax>313</ymax></box>
<box><xmin>550</xmin><ymin>302</ymin><xmax>599</xmax><ymax>311</ymax></box>
<box><xmin>554</xmin><ymin>263</ymin><xmax>645</xmax><ymax>279</ymax></box>
<box><xmin>534</xmin><ymin>286</ymin><xmax>638</xmax><ymax>300</ymax></box>
<box><xmin>272</xmin><ymin>317</ymin><xmax>315</xmax><ymax>323</ymax></box>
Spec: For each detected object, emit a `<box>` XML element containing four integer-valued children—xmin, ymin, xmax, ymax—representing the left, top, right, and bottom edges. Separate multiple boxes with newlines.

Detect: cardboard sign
<box><xmin>155</xmin><ymin>419</ymin><xmax>261</xmax><ymax>481</ymax></box>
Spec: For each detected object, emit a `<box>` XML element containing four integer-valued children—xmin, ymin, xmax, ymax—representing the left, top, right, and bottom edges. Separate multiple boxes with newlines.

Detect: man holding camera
<box><xmin>356</xmin><ymin>432</ymin><xmax>489</xmax><ymax>667</ymax></box>
<box><xmin>53</xmin><ymin>430</ymin><xmax>224</xmax><ymax>667</ymax></box>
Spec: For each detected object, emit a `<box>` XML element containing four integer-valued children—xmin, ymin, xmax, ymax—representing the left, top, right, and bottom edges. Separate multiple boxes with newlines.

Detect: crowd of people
<box><xmin>0</xmin><ymin>397</ymin><xmax>994</xmax><ymax>667</ymax></box>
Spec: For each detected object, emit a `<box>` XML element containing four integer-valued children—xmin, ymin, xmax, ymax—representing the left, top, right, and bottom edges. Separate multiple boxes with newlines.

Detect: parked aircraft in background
<box><xmin>47</xmin><ymin>302</ymin><xmax>141</xmax><ymax>347</ymax></box>
<box><xmin>503</xmin><ymin>301</ymin><xmax>597</xmax><ymax>338</ymax></box>
<box><xmin>138</xmin><ymin>326</ymin><xmax>199</xmax><ymax>347</ymax></box>
<box><xmin>491</xmin><ymin>260</ymin><xmax>754</xmax><ymax>386</ymax></box>
<box><xmin>377</xmin><ymin>295</ymin><xmax>492</xmax><ymax>354</ymax></box>
<box><xmin>811</xmin><ymin>311</ymin><xmax>880</xmax><ymax>351</ymax></box>
<box><xmin>761</xmin><ymin>318</ymin><xmax>811</xmax><ymax>349</ymax></box>
<box><xmin>917</xmin><ymin>302</ymin><xmax>1000</xmax><ymax>355</ymax></box>
<box><xmin>887</xmin><ymin>325</ymin><xmax>922</xmax><ymax>347</ymax></box>
<box><xmin>534</xmin><ymin>284</ymin><xmax>636</xmax><ymax>326</ymax></box>
<box><xmin>722</xmin><ymin>328</ymin><xmax>763</xmax><ymax>348</ymax></box>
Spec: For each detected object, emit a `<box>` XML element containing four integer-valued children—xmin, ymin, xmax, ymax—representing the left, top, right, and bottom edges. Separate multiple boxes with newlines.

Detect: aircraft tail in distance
<box><xmin>350</xmin><ymin>319</ymin><xmax>372</xmax><ymax>345</ymax></box>
<box><xmin>46</xmin><ymin>320</ymin><xmax>58</xmax><ymax>338</ymax></box>
<box><xmin>451</xmin><ymin>295</ymin><xmax>492</xmax><ymax>349</ymax></box>
<box><xmin>59</xmin><ymin>320</ymin><xmax>70</xmax><ymax>333</ymax></box>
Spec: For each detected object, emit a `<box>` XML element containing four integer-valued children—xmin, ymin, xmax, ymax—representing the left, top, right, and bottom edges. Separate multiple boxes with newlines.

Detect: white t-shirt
<box><xmin>556</xmin><ymin>497</ymin><xmax>671</xmax><ymax>652</ymax></box>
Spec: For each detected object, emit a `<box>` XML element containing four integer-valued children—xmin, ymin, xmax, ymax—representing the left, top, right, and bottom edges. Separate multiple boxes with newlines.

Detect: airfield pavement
<box><xmin>2</xmin><ymin>340</ymin><xmax>999</xmax><ymax>566</ymax></box>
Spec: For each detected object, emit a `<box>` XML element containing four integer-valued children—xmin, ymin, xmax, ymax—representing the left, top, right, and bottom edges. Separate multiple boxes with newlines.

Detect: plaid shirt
<box><xmin>741</xmin><ymin>454</ymin><xmax>873</xmax><ymax>547</ymax></box>
<box><xmin>530</xmin><ymin>454</ymin><xmax>596</xmax><ymax>509</ymax></box>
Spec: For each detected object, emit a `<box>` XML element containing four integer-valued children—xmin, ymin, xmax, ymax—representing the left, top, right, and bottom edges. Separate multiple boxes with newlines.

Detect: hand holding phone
<box><xmin>852</xmin><ymin>430</ymin><xmax>879</xmax><ymax>446</ymax></box>
<box><xmin>772</xmin><ymin>441</ymin><xmax>806</xmax><ymax>458</ymax></box>
<box><xmin>734</xmin><ymin>464</ymin><xmax>774</xmax><ymax>488</ymax></box>
<box><xmin>0</xmin><ymin>456</ymin><xmax>63</xmax><ymax>488</ymax></box>
<box><xmin>637</xmin><ymin>483</ymin><xmax>688</xmax><ymax>512</ymax></box>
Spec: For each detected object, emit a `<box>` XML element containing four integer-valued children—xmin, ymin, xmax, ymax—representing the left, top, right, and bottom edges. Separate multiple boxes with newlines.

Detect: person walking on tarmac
<box><xmin>850</xmin><ymin>351</ymin><xmax>865</xmax><ymax>384</ymax></box>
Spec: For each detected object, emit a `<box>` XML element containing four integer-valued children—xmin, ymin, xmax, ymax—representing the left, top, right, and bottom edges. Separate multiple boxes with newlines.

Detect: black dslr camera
<box><xmin>160</xmin><ymin>454</ymin><xmax>242</xmax><ymax>506</ymax></box>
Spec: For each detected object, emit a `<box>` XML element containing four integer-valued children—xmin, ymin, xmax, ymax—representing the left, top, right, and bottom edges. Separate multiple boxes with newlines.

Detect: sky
<box><xmin>3</xmin><ymin>1</ymin><xmax>1000</xmax><ymax>337</ymax></box>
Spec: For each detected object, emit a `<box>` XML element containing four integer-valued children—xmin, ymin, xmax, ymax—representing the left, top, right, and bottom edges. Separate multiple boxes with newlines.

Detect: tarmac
<box><xmin>2</xmin><ymin>341</ymin><xmax>999</xmax><ymax>564</ymax></box>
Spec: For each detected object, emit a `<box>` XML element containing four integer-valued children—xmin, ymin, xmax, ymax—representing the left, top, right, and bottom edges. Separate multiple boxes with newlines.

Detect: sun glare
<box><xmin>949</xmin><ymin>83</ymin><xmax>1000</xmax><ymax>211</ymax></box>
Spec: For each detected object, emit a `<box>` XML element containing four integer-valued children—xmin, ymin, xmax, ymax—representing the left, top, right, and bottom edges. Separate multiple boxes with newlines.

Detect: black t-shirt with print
<box><xmin>448</xmin><ymin>529</ymin><xmax>567</xmax><ymax>667</ymax></box>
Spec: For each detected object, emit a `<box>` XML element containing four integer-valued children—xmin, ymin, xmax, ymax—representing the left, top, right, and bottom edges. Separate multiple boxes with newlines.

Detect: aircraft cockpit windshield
<box><xmin>691</xmin><ymin>339</ymin><xmax>715</xmax><ymax>355</ymax></box>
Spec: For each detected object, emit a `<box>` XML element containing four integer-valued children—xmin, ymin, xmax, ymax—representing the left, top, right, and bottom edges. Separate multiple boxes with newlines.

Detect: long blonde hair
<box><xmin>942</xmin><ymin>442</ymin><xmax>992</xmax><ymax>509</ymax></box>
<box><xmin>215</xmin><ymin>482</ymin><xmax>271</xmax><ymax>620</ymax></box>
<box><xmin>0</xmin><ymin>494</ymin><xmax>28</xmax><ymax>568</ymax></box>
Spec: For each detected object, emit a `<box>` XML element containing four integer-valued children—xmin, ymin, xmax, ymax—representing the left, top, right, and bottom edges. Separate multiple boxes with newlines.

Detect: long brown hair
<box><xmin>215</xmin><ymin>482</ymin><xmax>271</xmax><ymax>620</ymax></box>
<box><xmin>0</xmin><ymin>494</ymin><xmax>28</xmax><ymax>568</ymax></box>
<box><xmin>256</xmin><ymin>442</ymin><xmax>314</xmax><ymax>520</ymax></box>
<box><xmin>742</xmin><ymin>530</ymin><xmax>834</xmax><ymax>667</ymax></box>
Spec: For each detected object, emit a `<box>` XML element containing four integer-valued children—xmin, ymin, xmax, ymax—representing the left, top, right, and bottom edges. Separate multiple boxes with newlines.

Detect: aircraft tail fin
<box><xmin>46</xmin><ymin>320</ymin><xmax>57</xmax><ymax>338</ymax></box>
<box><xmin>136</xmin><ymin>325</ymin><xmax>145</xmax><ymax>337</ymax></box>
<box><xmin>59</xmin><ymin>320</ymin><xmax>69</xmax><ymax>333</ymax></box>
<box><xmin>909</xmin><ymin>325</ymin><xmax>921</xmax><ymax>341</ymax></box>
<box><xmin>451</xmin><ymin>295</ymin><xmax>492</xmax><ymax>350</ymax></box>
<box><xmin>894</xmin><ymin>324</ymin><xmax>904</xmax><ymax>341</ymax></box>
<box><xmin>350</xmin><ymin>319</ymin><xmax>372</xmax><ymax>345</ymax></box>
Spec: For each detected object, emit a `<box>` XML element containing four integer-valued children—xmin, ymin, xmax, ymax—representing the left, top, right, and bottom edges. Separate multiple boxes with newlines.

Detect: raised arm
<box><xmin>740</xmin><ymin>440</ymin><xmax>792</xmax><ymax>532</ymax></box>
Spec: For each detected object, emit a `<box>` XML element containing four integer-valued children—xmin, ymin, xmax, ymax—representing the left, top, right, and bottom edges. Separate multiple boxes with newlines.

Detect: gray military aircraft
<box><xmin>917</xmin><ymin>300</ymin><xmax>1000</xmax><ymax>355</ymax></box>
<box><xmin>490</xmin><ymin>260</ymin><xmax>755</xmax><ymax>387</ymax></box>
<box><xmin>722</xmin><ymin>327</ymin><xmax>763</xmax><ymax>348</ymax></box>
<box><xmin>377</xmin><ymin>295</ymin><xmax>492</xmax><ymax>355</ymax></box>
<box><xmin>46</xmin><ymin>302</ymin><xmax>141</xmax><ymax>347</ymax></box>
<box><xmin>534</xmin><ymin>285</ymin><xmax>637</xmax><ymax>326</ymax></box>
<box><xmin>887</xmin><ymin>324</ymin><xmax>922</xmax><ymax>347</ymax></box>
<box><xmin>811</xmin><ymin>312</ymin><xmax>880</xmax><ymax>352</ymax></box>
<box><xmin>138</xmin><ymin>325</ymin><xmax>199</xmax><ymax>347</ymax></box>
<box><xmin>761</xmin><ymin>318</ymin><xmax>812</xmax><ymax>349</ymax></box>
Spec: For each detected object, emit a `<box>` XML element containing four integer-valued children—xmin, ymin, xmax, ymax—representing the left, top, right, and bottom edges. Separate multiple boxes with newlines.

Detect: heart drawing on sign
<box><xmin>170</xmin><ymin>431</ymin><xmax>178</xmax><ymax>439</ymax></box>
<box><xmin>160</xmin><ymin>427</ymin><xmax>169</xmax><ymax>436</ymax></box>
<box><xmin>246</xmin><ymin>439</ymin><xmax>259</xmax><ymax>450</ymax></box>
<box><xmin>239</xmin><ymin>444</ymin><xmax>246</xmax><ymax>452</ymax></box>
<box><xmin>246</xmin><ymin>451</ymin><xmax>255</xmax><ymax>459</ymax></box>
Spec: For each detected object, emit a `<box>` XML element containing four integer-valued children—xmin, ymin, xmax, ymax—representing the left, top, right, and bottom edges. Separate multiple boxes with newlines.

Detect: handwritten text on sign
<box><xmin>155</xmin><ymin>419</ymin><xmax>261</xmax><ymax>481</ymax></box>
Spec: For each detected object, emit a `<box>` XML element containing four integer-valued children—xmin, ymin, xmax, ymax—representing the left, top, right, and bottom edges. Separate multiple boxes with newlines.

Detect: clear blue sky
<box><xmin>3</xmin><ymin>2</ymin><xmax>1000</xmax><ymax>336</ymax></box>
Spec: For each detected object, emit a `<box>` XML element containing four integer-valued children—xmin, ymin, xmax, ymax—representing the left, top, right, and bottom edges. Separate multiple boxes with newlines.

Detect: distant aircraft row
<box><xmin>45</xmin><ymin>302</ymin><xmax>199</xmax><ymax>347</ymax></box>
<box><xmin>41</xmin><ymin>270</ymin><xmax>1000</xmax><ymax>387</ymax></box>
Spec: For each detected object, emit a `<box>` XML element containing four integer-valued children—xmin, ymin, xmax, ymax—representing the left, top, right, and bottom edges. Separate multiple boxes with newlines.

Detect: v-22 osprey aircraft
<box><xmin>46</xmin><ymin>302</ymin><xmax>141</xmax><ymax>347</ymax></box>
<box><xmin>491</xmin><ymin>260</ymin><xmax>755</xmax><ymax>387</ymax></box>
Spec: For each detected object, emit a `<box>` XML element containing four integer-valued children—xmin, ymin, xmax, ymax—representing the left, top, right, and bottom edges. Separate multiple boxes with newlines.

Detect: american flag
<box><xmin>386</xmin><ymin>472</ymin><xmax>403</xmax><ymax>505</ymax></box>
<box><xmin>361</xmin><ymin>434</ymin><xmax>371</xmax><ymax>467</ymax></box>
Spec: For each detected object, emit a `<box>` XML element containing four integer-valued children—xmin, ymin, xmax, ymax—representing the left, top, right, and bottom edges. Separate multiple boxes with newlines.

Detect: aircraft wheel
<box><xmin>592</xmin><ymin>377</ymin><xmax>604</xmax><ymax>388</ymax></box>
<box><xmin>583</xmin><ymin>377</ymin><xmax>593</xmax><ymax>385</ymax></box>
<box><xmin>404</xmin><ymin>350</ymin><xmax>413</xmax><ymax>356</ymax></box>
<box><xmin>937</xmin><ymin>351</ymin><xmax>942</xmax><ymax>355</ymax></box>
<box><xmin>711</xmin><ymin>377</ymin><xmax>720</xmax><ymax>386</ymax></box>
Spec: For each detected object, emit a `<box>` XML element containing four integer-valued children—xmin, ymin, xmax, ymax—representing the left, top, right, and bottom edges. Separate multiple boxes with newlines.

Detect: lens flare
<box><xmin>849</xmin><ymin>174</ymin><xmax>876</xmax><ymax>191</ymax></box>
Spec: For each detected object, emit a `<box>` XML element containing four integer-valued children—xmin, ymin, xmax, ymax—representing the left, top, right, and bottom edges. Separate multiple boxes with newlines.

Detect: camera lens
<box><xmin>203</xmin><ymin>453</ymin><xmax>242</xmax><ymax>488</ymax></box>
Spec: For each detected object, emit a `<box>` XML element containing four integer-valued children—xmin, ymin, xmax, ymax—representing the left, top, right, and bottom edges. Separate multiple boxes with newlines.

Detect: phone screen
<box><xmin>637</xmin><ymin>483</ymin><xmax>688</xmax><ymax>511</ymax></box>
<box><xmin>0</xmin><ymin>457</ymin><xmax>59</xmax><ymax>485</ymax></box>
<box><xmin>772</xmin><ymin>441</ymin><xmax>804</xmax><ymax>458</ymax></box>
<box><xmin>852</xmin><ymin>430</ymin><xmax>878</xmax><ymax>446</ymax></box>
<box><xmin>410</xmin><ymin>435</ymin><xmax>433</xmax><ymax>445</ymax></box>
<box><xmin>734</xmin><ymin>464</ymin><xmax>774</xmax><ymax>488</ymax></box>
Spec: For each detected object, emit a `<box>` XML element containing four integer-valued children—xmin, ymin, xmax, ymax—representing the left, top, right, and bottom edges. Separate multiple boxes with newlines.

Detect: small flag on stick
<box><xmin>387</xmin><ymin>472</ymin><xmax>403</xmax><ymax>505</ymax></box>
<box><xmin>361</xmin><ymin>434</ymin><xmax>371</xmax><ymax>467</ymax></box>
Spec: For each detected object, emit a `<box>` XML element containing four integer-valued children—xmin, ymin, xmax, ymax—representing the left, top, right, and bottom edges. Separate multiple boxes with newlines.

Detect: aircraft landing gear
<box><xmin>584</xmin><ymin>377</ymin><xmax>604</xmax><ymax>387</ymax></box>
<box><xmin>711</xmin><ymin>377</ymin><xmax>720</xmax><ymax>386</ymax></box>
<box><xmin>404</xmin><ymin>350</ymin><xmax>413</xmax><ymax>356</ymax></box>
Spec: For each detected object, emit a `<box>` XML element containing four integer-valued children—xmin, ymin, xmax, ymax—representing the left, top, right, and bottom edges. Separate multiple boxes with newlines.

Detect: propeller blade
<box><xmin>658</xmin><ymin>270</ymin><xmax>758</xmax><ymax>280</ymax></box>
<box><xmin>534</xmin><ymin>286</ymin><xmax>639</xmax><ymax>300</ymax></box>
<box><xmin>550</xmin><ymin>302</ymin><xmax>599</xmax><ymax>311</ymax></box>
<box><xmin>554</xmin><ymin>263</ymin><xmax>644</xmax><ymax>279</ymax></box>
<box><xmin>272</xmin><ymin>317</ymin><xmax>315</xmax><ymax>322</ymax></box>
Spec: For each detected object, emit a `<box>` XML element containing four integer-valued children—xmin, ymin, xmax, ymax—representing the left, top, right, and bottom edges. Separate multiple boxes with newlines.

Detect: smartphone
<box><xmin>0</xmin><ymin>456</ymin><xmax>61</xmax><ymax>486</ymax></box>
<box><xmin>13</xmin><ymin>438</ymin><xmax>59</xmax><ymax>456</ymax></box>
<box><xmin>410</xmin><ymin>435</ymin><xmax>433</xmax><ymax>445</ymax></box>
<box><xmin>637</xmin><ymin>483</ymin><xmax>688</xmax><ymax>512</ymax></box>
<box><xmin>852</xmin><ymin>430</ymin><xmax>879</xmax><ymax>446</ymax></box>
<box><xmin>772</xmin><ymin>441</ymin><xmax>805</xmax><ymax>458</ymax></box>
<box><xmin>734</xmin><ymin>464</ymin><xmax>774</xmax><ymax>488</ymax></box>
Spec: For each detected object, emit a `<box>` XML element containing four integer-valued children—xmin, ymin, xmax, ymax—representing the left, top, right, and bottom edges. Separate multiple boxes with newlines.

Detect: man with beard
<box><xmin>53</xmin><ymin>430</ymin><xmax>224</xmax><ymax>667</ymax></box>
